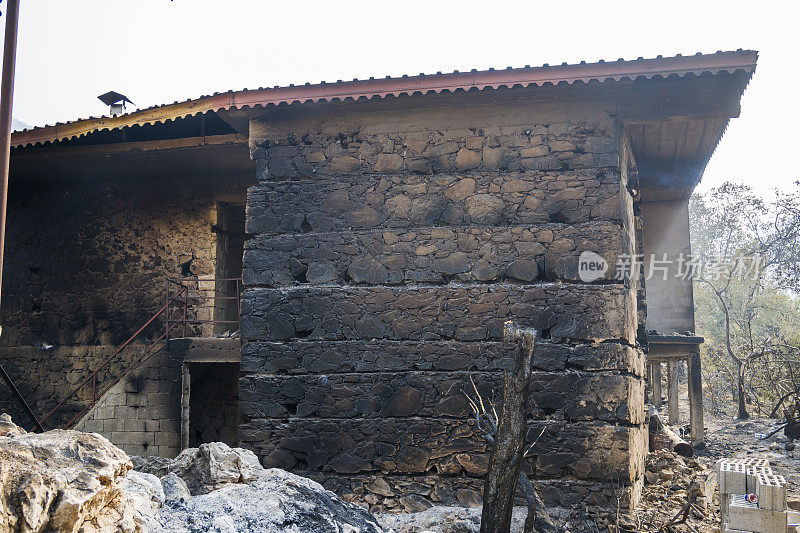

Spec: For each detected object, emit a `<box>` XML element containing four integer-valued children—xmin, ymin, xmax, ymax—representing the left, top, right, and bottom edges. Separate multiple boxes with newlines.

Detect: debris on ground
<box><xmin>624</xmin><ymin>448</ymin><xmax>719</xmax><ymax>532</ymax></box>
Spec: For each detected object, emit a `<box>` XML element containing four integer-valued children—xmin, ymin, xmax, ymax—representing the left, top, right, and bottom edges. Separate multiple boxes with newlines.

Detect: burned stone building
<box><xmin>0</xmin><ymin>51</ymin><xmax>756</xmax><ymax>514</ymax></box>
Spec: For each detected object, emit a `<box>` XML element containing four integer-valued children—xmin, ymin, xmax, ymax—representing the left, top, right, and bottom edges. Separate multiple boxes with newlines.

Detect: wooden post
<box><xmin>687</xmin><ymin>352</ymin><xmax>704</xmax><ymax>445</ymax></box>
<box><xmin>652</xmin><ymin>362</ymin><xmax>663</xmax><ymax>408</ymax></box>
<box><xmin>667</xmin><ymin>359</ymin><xmax>679</xmax><ymax>425</ymax></box>
<box><xmin>480</xmin><ymin>321</ymin><xmax>537</xmax><ymax>533</ymax></box>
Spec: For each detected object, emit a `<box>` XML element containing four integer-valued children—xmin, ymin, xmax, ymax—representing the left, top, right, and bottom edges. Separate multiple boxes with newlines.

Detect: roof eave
<box><xmin>11</xmin><ymin>50</ymin><xmax>758</xmax><ymax>148</ymax></box>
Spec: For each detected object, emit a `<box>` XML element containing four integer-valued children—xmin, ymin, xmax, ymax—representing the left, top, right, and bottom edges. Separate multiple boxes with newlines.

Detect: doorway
<box><xmin>186</xmin><ymin>362</ymin><xmax>240</xmax><ymax>447</ymax></box>
<box><xmin>213</xmin><ymin>202</ymin><xmax>245</xmax><ymax>335</ymax></box>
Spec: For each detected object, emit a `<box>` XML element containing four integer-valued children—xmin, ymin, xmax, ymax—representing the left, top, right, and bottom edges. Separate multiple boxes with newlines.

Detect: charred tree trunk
<box><xmin>737</xmin><ymin>365</ymin><xmax>749</xmax><ymax>420</ymax></box>
<box><xmin>648</xmin><ymin>405</ymin><xmax>693</xmax><ymax>457</ymax></box>
<box><xmin>480</xmin><ymin>321</ymin><xmax>537</xmax><ymax>533</ymax></box>
<box><xmin>517</xmin><ymin>471</ymin><xmax>559</xmax><ymax>533</ymax></box>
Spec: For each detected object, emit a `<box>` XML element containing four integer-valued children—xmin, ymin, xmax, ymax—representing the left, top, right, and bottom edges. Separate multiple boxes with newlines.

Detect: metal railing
<box><xmin>35</xmin><ymin>277</ymin><xmax>242</xmax><ymax>430</ymax></box>
<box><xmin>0</xmin><ymin>363</ymin><xmax>44</xmax><ymax>431</ymax></box>
<box><xmin>166</xmin><ymin>277</ymin><xmax>242</xmax><ymax>339</ymax></box>
<box><xmin>39</xmin><ymin>285</ymin><xmax>189</xmax><ymax>430</ymax></box>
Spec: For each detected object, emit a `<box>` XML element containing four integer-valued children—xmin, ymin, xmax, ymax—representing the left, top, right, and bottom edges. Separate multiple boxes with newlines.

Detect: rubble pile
<box><xmin>623</xmin><ymin>448</ymin><xmax>718</xmax><ymax>532</ymax></box>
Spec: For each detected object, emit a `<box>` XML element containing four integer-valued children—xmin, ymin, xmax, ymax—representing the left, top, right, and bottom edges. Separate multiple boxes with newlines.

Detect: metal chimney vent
<box><xmin>97</xmin><ymin>91</ymin><xmax>134</xmax><ymax>117</ymax></box>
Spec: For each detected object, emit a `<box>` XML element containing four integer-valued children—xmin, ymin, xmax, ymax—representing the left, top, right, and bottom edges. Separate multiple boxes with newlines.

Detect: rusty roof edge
<box><xmin>12</xmin><ymin>50</ymin><xmax>758</xmax><ymax>148</ymax></box>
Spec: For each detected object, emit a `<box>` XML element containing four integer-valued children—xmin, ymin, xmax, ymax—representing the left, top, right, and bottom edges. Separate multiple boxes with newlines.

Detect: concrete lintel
<box><xmin>168</xmin><ymin>337</ymin><xmax>241</xmax><ymax>363</ymax></box>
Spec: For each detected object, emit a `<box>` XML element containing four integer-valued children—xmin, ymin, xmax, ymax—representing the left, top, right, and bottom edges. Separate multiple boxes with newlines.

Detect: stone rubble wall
<box><xmin>243</xmin><ymin>223</ymin><xmax>623</xmax><ymax>287</ymax></box>
<box><xmin>241</xmin><ymin>284</ymin><xmax>633</xmax><ymax>343</ymax></box>
<box><xmin>240</xmin><ymin>340</ymin><xmax>644</xmax><ymax>376</ymax></box>
<box><xmin>245</xmin><ymin>170</ymin><xmax>621</xmax><ymax>237</ymax></box>
<box><xmin>239</xmin><ymin>370</ymin><xmax>644</xmax><ymax>424</ymax></box>
<box><xmin>240</xmin><ymin>95</ymin><xmax>646</xmax><ymax>516</ymax></box>
<box><xmin>0</xmin><ymin>174</ymin><xmax>249</xmax><ymax>428</ymax></box>
<box><xmin>0</xmin><ymin>344</ymin><xmax>127</xmax><ymax>429</ymax></box>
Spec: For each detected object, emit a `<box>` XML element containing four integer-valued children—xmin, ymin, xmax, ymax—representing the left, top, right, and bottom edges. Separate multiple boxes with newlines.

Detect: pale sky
<box><xmin>5</xmin><ymin>0</ymin><xmax>799</xmax><ymax>195</ymax></box>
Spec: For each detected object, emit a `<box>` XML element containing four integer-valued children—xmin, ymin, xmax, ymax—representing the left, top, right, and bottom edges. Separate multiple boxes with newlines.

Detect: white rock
<box><xmin>161</xmin><ymin>472</ymin><xmax>191</xmax><ymax>504</ymax></box>
<box><xmin>158</xmin><ymin>468</ymin><xmax>384</xmax><ymax>533</ymax></box>
<box><xmin>0</xmin><ymin>414</ymin><xmax>132</xmax><ymax>532</ymax></box>
<box><xmin>168</xmin><ymin>442</ymin><xmax>264</xmax><ymax>495</ymax></box>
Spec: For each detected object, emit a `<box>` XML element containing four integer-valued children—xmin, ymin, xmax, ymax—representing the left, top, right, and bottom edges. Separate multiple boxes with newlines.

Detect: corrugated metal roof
<box><xmin>11</xmin><ymin>50</ymin><xmax>757</xmax><ymax>148</ymax></box>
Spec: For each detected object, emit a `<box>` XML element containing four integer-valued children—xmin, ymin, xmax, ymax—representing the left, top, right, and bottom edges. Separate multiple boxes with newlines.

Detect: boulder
<box><xmin>0</xmin><ymin>412</ymin><xmax>25</xmax><ymax>437</ymax></box>
<box><xmin>159</xmin><ymin>468</ymin><xmax>384</xmax><ymax>533</ymax></box>
<box><xmin>132</xmin><ymin>454</ymin><xmax>172</xmax><ymax>477</ymax></box>
<box><xmin>0</xmin><ymin>414</ymin><xmax>133</xmax><ymax>532</ymax></box>
<box><xmin>0</xmin><ymin>414</ymin><xmax>385</xmax><ymax>533</ymax></box>
<box><xmin>168</xmin><ymin>442</ymin><xmax>264</xmax><ymax>495</ymax></box>
<box><xmin>161</xmin><ymin>473</ymin><xmax>191</xmax><ymax>504</ymax></box>
<box><xmin>81</xmin><ymin>471</ymin><xmax>165</xmax><ymax>533</ymax></box>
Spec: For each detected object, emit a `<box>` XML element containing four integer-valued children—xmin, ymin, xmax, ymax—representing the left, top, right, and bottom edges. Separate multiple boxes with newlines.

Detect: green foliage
<box><xmin>690</xmin><ymin>182</ymin><xmax>800</xmax><ymax>419</ymax></box>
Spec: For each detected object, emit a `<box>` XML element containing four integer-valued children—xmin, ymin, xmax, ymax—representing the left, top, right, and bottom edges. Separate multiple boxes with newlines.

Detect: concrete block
<box><xmin>104</xmin><ymin>393</ymin><xmax>126</xmax><ymax>407</ymax></box>
<box><xmin>788</xmin><ymin>510</ymin><xmax>800</xmax><ymax>531</ymax></box>
<box><xmin>159</xmin><ymin>419</ymin><xmax>180</xmax><ymax>434</ymax></box>
<box><xmin>718</xmin><ymin>460</ymin><xmax>747</xmax><ymax>495</ymax></box>
<box><xmin>148</xmin><ymin>405</ymin><xmax>175</xmax><ymax>419</ymax></box>
<box><xmin>102</xmin><ymin>418</ymin><xmax>124</xmax><ymax>433</ymax></box>
<box><xmin>93</xmin><ymin>406</ymin><xmax>111</xmax><ymax>419</ymax></box>
<box><xmin>81</xmin><ymin>419</ymin><xmax>104</xmax><ymax>433</ymax></box>
<box><xmin>756</xmin><ymin>472</ymin><xmax>787</xmax><ymax>511</ymax></box>
<box><xmin>125</xmin><ymin>393</ymin><xmax>148</xmax><ymax>407</ymax></box>
<box><xmin>155</xmin><ymin>431</ymin><xmax>178</xmax><ymax>446</ymax></box>
<box><xmin>158</xmin><ymin>445</ymin><xmax>181</xmax><ymax>459</ymax></box>
<box><xmin>741</xmin><ymin>457</ymin><xmax>770</xmax><ymax>468</ymax></box>
<box><xmin>122</xmin><ymin>418</ymin><xmax>146</xmax><ymax>432</ymax></box>
<box><xmin>148</xmin><ymin>393</ymin><xmax>174</xmax><ymax>407</ymax></box>
<box><xmin>122</xmin><ymin>444</ymin><xmax>146</xmax><ymax>457</ymax></box>
<box><xmin>140</xmin><ymin>378</ymin><xmax>161</xmax><ymax>394</ymax></box>
<box><xmin>747</xmin><ymin>466</ymin><xmax>774</xmax><ymax>494</ymax></box>
<box><xmin>722</xmin><ymin>524</ymin><xmax>753</xmax><ymax>533</ymax></box>
<box><xmin>723</xmin><ymin>526</ymin><xmax>754</xmax><ymax>533</ymax></box>
<box><xmin>728</xmin><ymin>496</ymin><xmax>787</xmax><ymax>533</ymax></box>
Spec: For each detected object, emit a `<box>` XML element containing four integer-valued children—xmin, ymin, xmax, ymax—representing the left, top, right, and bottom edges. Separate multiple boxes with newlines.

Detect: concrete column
<box><xmin>180</xmin><ymin>364</ymin><xmax>190</xmax><ymax>450</ymax></box>
<box><xmin>667</xmin><ymin>359</ymin><xmax>679</xmax><ymax>425</ymax></box>
<box><xmin>652</xmin><ymin>362</ymin><xmax>663</xmax><ymax>408</ymax></box>
<box><xmin>645</xmin><ymin>363</ymin><xmax>652</xmax><ymax>404</ymax></box>
<box><xmin>687</xmin><ymin>352</ymin><xmax>704</xmax><ymax>445</ymax></box>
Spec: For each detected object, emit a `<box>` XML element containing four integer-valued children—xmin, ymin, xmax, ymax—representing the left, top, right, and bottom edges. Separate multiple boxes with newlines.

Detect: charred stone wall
<box><xmin>240</xmin><ymin>91</ymin><xmax>646</xmax><ymax>520</ymax></box>
<box><xmin>0</xmin><ymin>173</ymin><xmax>249</xmax><ymax>428</ymax></box>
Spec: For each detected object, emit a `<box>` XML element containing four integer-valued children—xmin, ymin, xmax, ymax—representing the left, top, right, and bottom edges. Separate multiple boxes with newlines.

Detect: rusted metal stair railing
<box><xmin>39</xmin><ymin>285</ymin><xmax>189</xmax><ymax>430</ymax></box>
<box><xmin>0</xmin><ymin>363</ymin><xmax>44</xmax><ymax>431</ymax></box>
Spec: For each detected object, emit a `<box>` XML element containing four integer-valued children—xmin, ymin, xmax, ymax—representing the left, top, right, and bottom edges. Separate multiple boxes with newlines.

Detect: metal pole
<box><xmin>0</xmin><ymin>0</ymin><xmax>20</xmax><ymax>302</ymax></box>
<box><xmin>0</xmin><ymin>364</ymin><xmax>43</xmax><ymax>431</ymax></box>
<box><xmin>0</xmin><ymin>1</ymin><xmax>40</xmax><ymax>432</ymax></box>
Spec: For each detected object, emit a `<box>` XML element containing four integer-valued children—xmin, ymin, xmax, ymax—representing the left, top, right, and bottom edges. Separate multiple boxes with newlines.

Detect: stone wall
<box><xmin>239</xmin><ymin>90</ymin><xmax>647</xmax><ymax>522</ymax></box>
<box><xmin>0</xmin><ymin>173</ymin><xmax>250</xmax><ymax>428</ymax></box>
